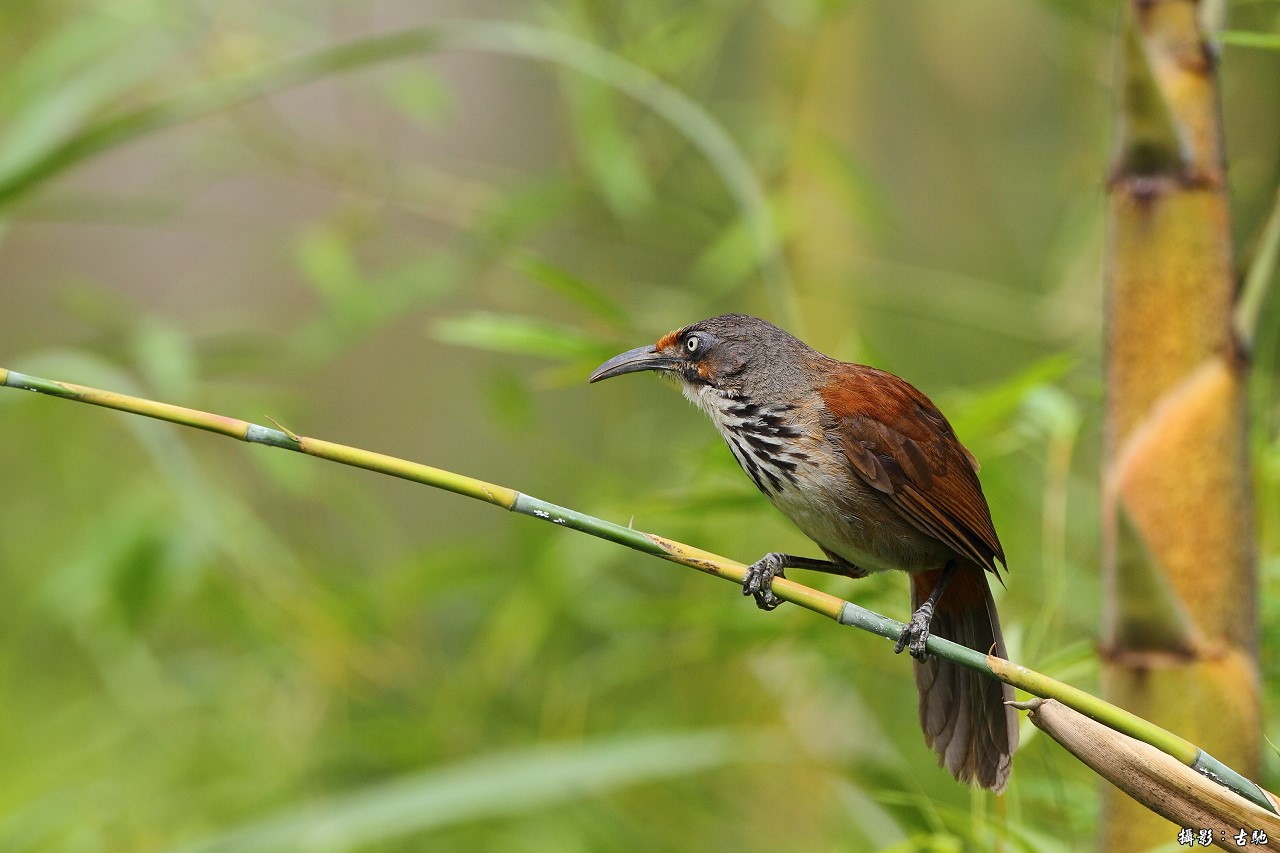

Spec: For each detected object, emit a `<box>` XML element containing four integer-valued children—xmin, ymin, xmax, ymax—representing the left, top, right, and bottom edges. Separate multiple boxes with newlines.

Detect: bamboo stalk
<box><xmin>1023</xmin><ymin>700</ymin><xmax>1280</xmax><ymax>851</ymax></box>
<box><xmin>1102</xmin><ymin>0</ymin><xmax>1259</xmax><ymax>846</ymax></box>
<box><xmin>1</xmin><ymin>365</ymin><xmax>1274</xmax><ymax>815</ymax></box>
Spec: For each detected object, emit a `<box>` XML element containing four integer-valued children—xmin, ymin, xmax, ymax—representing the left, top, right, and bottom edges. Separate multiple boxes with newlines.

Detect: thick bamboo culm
<box><xmin>1101</xmin><ymin>1</ymin><xmax>1259</xmax><ymax>849</ymax></box>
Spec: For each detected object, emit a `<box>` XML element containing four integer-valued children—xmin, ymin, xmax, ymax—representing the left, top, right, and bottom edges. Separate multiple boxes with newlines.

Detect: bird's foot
<box><xmin>743</xmin><ymin>553</ymin><xmax>788</xmax><ymax>611</ymax></box>
<box><xmin>894</xmin><ymin>604</ymin><xmax>936</xmax><ymax>661</ymax></box>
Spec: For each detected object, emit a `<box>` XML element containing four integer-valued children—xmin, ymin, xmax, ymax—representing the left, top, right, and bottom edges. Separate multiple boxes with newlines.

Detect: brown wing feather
<box><xmin>820</xmin><ymin>364</ymin><xmax>1006</xmax><ymax>576</ymax></box>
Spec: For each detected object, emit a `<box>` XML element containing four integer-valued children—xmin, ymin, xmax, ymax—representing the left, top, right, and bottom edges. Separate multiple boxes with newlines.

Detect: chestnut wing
<box><xmin>820</xmin><ymin>365</ymin><xmax>1005</xmax><ymax>575</ymax></box>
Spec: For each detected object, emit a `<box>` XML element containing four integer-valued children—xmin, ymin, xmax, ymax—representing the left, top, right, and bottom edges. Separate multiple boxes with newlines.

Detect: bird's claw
<box><xmin>743</xmin><ymin>553</ymin><xmax>787</xmax><ymax>611</ymax></box>
<box><xmin>894</xmin><ymin>606</ymin><xmax>935</xmax><ymax>661</ymax></box>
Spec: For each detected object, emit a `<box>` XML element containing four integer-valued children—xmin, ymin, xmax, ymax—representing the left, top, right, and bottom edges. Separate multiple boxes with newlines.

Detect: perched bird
<box><xmin>590</xmin><ymin>313</ymin><xmax>1017</xmax><ymax>791</ymax></box>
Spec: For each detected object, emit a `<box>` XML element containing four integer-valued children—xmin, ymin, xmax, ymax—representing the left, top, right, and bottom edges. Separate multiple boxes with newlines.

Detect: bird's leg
<box><xmin>743</xmin><ymin>554</ymin><xmax>848</xmax><ymax>611</ymax></box>
<box><xmin>894</xmin><ymin>560</ymin><xmax>957</xmax><ymax>660</ymax></box>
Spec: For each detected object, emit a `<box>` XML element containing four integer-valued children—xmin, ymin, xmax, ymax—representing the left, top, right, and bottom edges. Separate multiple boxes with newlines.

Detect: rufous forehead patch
<box><xmin>655</xmin><ymin>328</ymin><xmax>683</xmax><ymax>351</ymax></box>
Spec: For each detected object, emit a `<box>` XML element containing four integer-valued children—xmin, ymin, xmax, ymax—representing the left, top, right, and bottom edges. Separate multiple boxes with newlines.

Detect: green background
<box><xmin>0</xmin><ymin>1</ymin><xmax>1278</xmax><ymax>850</ymax></box>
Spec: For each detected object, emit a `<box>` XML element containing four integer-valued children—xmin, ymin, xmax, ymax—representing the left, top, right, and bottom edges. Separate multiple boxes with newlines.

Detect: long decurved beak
<box><xmin>589</xmin><ymin>345</ymin><xmax>680</xmax><ymax>383</ymax></box>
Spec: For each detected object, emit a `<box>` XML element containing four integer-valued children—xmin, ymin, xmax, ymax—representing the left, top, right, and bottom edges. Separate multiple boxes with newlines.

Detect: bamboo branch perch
<box><xmin>0</xmin><ymin>366</ymin><xmax>1273</xmax><ymax>816</ymax></box>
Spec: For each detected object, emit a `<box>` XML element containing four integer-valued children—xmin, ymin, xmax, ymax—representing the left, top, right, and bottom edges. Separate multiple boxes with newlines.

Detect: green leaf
<box><xmin>512</xmin><ymin>254</ymin><xmax>627</xmax><ymax>324</ymax></box>
<box><xmin>0</xmin><ymin>20</ymin><xmax>796</xmax><ymax>325</ymax></box>
<box><xmin>563</xmin><ymin>77</ymin><xmax>653</xmax><ymax>217</ymax></box>
<box><xmin>944</xmin><ymin>353</ymin><xmax>1078</xmax><ymax>438</ymax></box>
<box><xmin>691</xmin><ymin>194</ymin><xmax>792</xmax><ymax>291</ymax></box>
<box><xmin>0</xmin><ymin>4</ymin><xmax>169</xmax><ymax>181</ymax></box>
<box><xmin>40</xmin><ymin>490</ymin><xmax>162</xmax><ymax>624</ymax></box>
<box><xmin>1018</xmin><ymin>385</ymin><xmax>1082</xmax><ymax>442</ymax></box>
<box><xmin>293</xmin><ymin>224</ymin><xmax>361</xmax><ymax>303</ymax></box>
<box><xmin>380</xmin><ymin>67</ymin><xmax>453</xmax><ymax>127</ymax></box>
<box><xmin>483</xmin><ymin>368</ymin><xmax>536</xmax><ymax>431</ymax></box>
<box><xmin>163</xmin><ymin>732</ymin><xmax>740</xmax><ymax>853</ymax></box>
<box><xmin>1236</xmin><ymin>186</ymin><xmax>1280</xmax><ymax>347</ymax></box>
<box><xmin>691</xmin><ymin>211</ymin><xmax>763</xmax><ymax>291</ymax></box>
<box><xmin>131</xmin><ymin>316</ymin><xmax>198</xmax><ymax>399</ymax></box>
<box><xmin>431</xmin><ymin>313</ymin><xmax>606</xmax><ymax>361</ymax></box>
<box><xmin>1219</xmin><ymin>30</ymin><xmax>1280</xmax><ymax>50</ymax></box>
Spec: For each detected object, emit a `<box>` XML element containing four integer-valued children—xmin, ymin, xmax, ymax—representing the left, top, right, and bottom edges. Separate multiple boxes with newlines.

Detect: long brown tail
<box><xmin>911</xmin><ymin>563</ymin><xmax>1018</xmax><ymax>792</ymax></box>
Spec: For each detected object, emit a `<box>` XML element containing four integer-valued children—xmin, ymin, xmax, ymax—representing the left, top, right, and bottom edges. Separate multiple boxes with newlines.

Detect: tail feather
<box><xmin>911</xmin><ymin>563</ymin><xmax>1018</xmax><ymax>792</ymax></box>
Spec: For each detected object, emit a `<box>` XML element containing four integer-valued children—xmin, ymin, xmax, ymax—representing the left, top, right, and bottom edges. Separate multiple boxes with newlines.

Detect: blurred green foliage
<box><xmin>0</xmin><ymin>1</ymin><xmax>1278</xmax><ymax>851</ymax></box>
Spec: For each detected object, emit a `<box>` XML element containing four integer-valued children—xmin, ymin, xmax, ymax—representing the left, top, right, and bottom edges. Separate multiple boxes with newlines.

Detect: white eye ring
<box><xmin>686</xmin><ymin>335</ymin><xmax>700</xmax><ymax>353</ymax></box>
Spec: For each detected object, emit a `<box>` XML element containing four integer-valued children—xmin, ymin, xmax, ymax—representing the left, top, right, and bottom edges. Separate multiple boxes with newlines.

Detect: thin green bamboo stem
<box><xmin>988</xmin><ymin>656</ymin><xmax>1194</xmax><ymax>760</ymax></box>
<box><xmin>0</xmin><ymin>366</ymin><xmax>1272</xmax><ymax>813</ymax></box>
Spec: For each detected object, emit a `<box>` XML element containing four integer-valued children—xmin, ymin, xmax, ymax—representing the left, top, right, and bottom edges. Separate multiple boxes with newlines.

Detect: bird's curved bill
<box><xmin>589</xmin><ymin>345</ymin><xmax>679</xmax><ymax>383</ymax></box>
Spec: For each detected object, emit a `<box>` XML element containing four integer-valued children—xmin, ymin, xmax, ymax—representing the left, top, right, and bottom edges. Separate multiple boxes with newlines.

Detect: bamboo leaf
<box><xmin>293</xmin><ymin>224</ymin><xmax>362</xmax><ymax>304</ymax></box>
<box><xmin>0</xmin><ymin>20</ymin><xmax>796</xmax><ymax>327</ymax></box>
<box><xmin>431</xmin><ymin>313</ymin><xmax>607</xmax><ymax>362</ymax></box>
<box><xmin>379</xmin><ymin>67</ymin><xmax>453</xmax><ymax>127</ymax></box>
<box><xmin>691</xmin><ymin>197</ymin><xmax>792</xmax><ymax>291</ymax></box>
<box><xmin>163</xmin><ymin>731</ymin><xmax>742</xmax><ymax>853</ymax></box>
<box><xmin>1219</xmin><ymin>30</ymin><xmax>1280</xmax><ymax>50</ymax></box>
<box><xmin>1236</xmin><ymin>186</ymin><xmax>1280</xmax><ymax>348</ymax></box>
<box><xmin>511</xmin><ymin>255</ymin><xmax>628</xmax><ymax>325</ymax></box>
<box><xmin>563</xmin><ymin>76</ymin><xmax>653</xmax><ymax>217</ymax></box>
<box><xmin>0</xmin><ymin>3</ymin><xmax>170</xmax><ymax>179</ymax></box>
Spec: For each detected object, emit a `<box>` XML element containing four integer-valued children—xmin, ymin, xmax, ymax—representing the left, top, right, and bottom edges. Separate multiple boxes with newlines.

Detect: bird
<box><xmin>589</xmin><ymin>313</ymin><xmax>1017</xmax><ymax>792</ymax></box>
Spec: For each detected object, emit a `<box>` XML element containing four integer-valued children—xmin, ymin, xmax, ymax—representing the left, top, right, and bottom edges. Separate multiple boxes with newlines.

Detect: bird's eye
<box><xmin>686</xmin><ymin>335</ymin><xmax>701</xmax><ymax>354</ymax></box>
